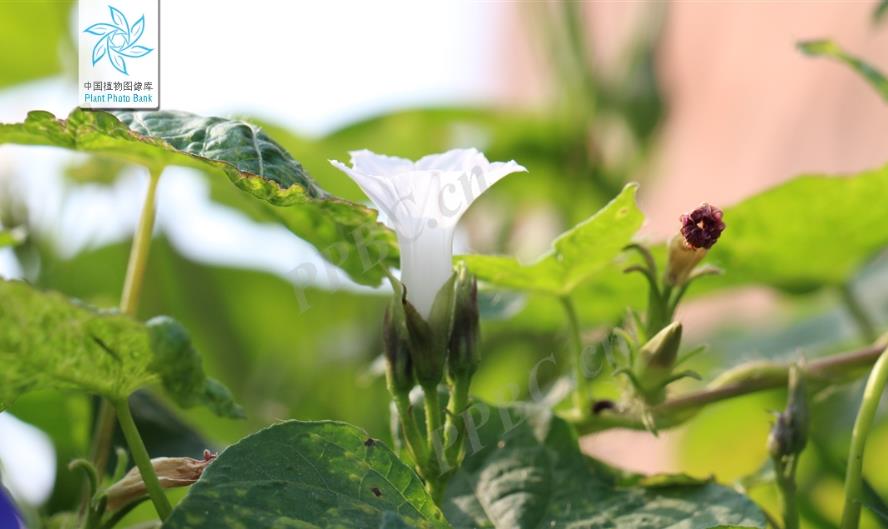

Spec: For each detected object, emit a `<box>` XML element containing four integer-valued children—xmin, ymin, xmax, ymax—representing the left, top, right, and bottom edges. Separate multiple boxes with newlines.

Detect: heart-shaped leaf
<box><xmin>0</xmin><ymin>109</ymin><xmax>399</xmax><ymax>286</ymax></box>
<box><xmin>0</xmin><ymin>279</ymin><xmax>240</xmax><ymax>418</ymax></box>
<box><xmin>163</xmin><ymin>421</ymin><xmax>449</xmax><ymax>529</ymax></box>
<box><xmin>443</xmin><ymin>403</ymin><xmax>766</xmax><ymax>529</ymax></box>
<box><xmin>702</xmin><ymin>164</ymin><xmax>888</xmax><ymax>294</ymax></box>
<box><xmin>461</xmin><ymin>183</ymin><xmax>643</xmax><ymax>296</ymax></box>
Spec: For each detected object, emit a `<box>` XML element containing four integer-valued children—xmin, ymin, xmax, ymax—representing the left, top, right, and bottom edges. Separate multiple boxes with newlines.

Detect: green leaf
<box><xmin>798</xmin><ymin>40</ymin><xmax>888</xmax><ymax>102</ymax></box>
<box><xmin>0</xmin><ymin>109</ymin><xmax>398</xmax><ymax>286</ymax></box>
<box><xmin>706</xmin><ymin>164</ymin><xmax>888</xmax><ymax>293</ymax></box>
<box><xmin>147</xmin><ymin>317</ymin><xmax>244</xmax><ymax>419</ymax></box>
<box><xmin>163</xmin><ymin>421</ymin><xmax>449</xmax><ymax>529</ymax></box>
<box><xmin>0</xmin><ymin>279</ymin><xmax>239</xmax><ymax>418</ymax></box>
<box><xmin>443</xmin><ymin>403</ymin><xmax>766</xmax><ymax>529</ymax></box>
<box><xmin>461</xmin><ymin>183</ymin><xmax>643</xmax><ymax>296</ymax></box>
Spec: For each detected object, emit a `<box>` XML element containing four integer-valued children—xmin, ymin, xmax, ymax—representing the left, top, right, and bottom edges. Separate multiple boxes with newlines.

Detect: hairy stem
<box><xmin>569</xmin><ymin>343</ymin><xmax>886</xmax><ymax>433</ymax></box>
<box><xmin>422</xmin><ymin>383</ymin><xmax>443</xmax><ymax>458</ymax></box>
<box><xmin>444</xmin><ymin>375</ymin><xmax>470</xmax><ymax>467</ymax></box>
<box><xmin>841</xmin><ymin>346</ymin><xmax>888</xmax><ymax>529</ymax></box>
<box><xmin>560</xmin><ymin>296</ymin><xmax>587</xmax><ymax>417</ymax></box>
<box><xmin>392</xmin><ymin>390</ymin><xmax>428</xmax><ymax>473</ymax></box>
<box><xmin>775</xmin><ymin>455</ymin><xmax>800</xmax><ymax>529</ymax></box>
<box><xmin>113</xmin><ymin>399</ymin><xmax>172</xmax><ymax>520</ymax></box>
<box><xmin>420</xmin><ymin>383</ymin><xmax>445</xmax><ymax>498</ymax></box>
<box><xmin>647</xmin><ymin>283</ymin><xmax>672</xmax><ymax>337</ymax></box>
<box><xmin>90</xmin><ymin>167</ymin><xmax>162</xmax><ymax>476</ymax></box>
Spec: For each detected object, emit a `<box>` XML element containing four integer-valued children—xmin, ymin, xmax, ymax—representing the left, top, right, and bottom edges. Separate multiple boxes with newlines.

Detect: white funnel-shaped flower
<box><xmin>331</xmin><ymin>149</ymin><xmax>526</xmax><ymax>318</ymax></box>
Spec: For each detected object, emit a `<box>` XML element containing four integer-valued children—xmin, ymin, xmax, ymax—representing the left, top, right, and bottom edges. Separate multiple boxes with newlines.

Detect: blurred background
<box><xmin>2</xmin><ymin>1</ymin><xmax>888</xmax><ymax>528</ymax></box>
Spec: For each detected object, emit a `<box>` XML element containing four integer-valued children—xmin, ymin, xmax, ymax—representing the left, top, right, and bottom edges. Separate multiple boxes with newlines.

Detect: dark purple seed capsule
<box><xmin>680</xmin><ymin>203</ymin><xmax>726</xmax><ymax>250</ymax></box>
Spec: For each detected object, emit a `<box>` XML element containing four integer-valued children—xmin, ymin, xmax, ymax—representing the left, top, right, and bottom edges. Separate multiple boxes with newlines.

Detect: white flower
<box><xmin>331</xmin><ymin>148</ymin><xmax>526</xmax><ymax>318</ymax></box>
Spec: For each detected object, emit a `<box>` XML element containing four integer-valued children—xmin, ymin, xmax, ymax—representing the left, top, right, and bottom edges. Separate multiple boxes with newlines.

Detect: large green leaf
<box><xmin>704</xmin><ymin>165</ymin><xmax>888</xmax><ymax>293</ymax></box>
<box><xmin>0</xmin><ymin>109</ymin><xmax>398</xmax><ymax>286</ymax></box>
<box><xmin>163</xmin><ymin>420</ymin><xmax>448</xmax><ymax>529</ymax></box>
<box><xmin>0</xmin><ymin>279</ymin><xmax>239</xmax><ymax>417</ymax></box>
<box><xmin>461</xmin><ymin>183</ymin><xmax>643</xmax><ymax>296</ymax></box>
<box><xmin>444</xmin><ymin>403</ymin><xmax>766</xmax><ymax>529</ymax></box>
<box><xmin>798</xmin><ymin>40</ymin><xmax>888</xmax><ymax>102</ymax></box>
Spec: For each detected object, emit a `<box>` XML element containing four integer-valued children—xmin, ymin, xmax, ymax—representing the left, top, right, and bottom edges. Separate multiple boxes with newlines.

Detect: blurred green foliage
<box><xmin>0</xmin><ymin>1</ymin><xmax>73</xmax><ymax>88</ymax></box>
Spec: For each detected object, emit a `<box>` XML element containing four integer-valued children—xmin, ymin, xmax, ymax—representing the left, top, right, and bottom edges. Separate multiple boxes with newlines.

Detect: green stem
<box><xmin>392</xmin><ymin>390</ymin><xmax>428</xmax><ymax>473</ymax></box>
<box><xmin>113</xmin><ymin>399</ymin><xmax>172</xmax><ymax>520</ymax></box>
<box><xmin>840</xmin><ymin>283</ymin><xmax>877</xmax><ymax>343</ymax></box>
<box><xmin>425</xmin><ymin>475</ymin><xmax>444</xmax><ymax>505</ymax></box>
<box><xmin>568</xmin><ymin>343</ymin><xmax>886</xmax><ymax>433</ymax></box>
<box><xmin>841</xmin><ymin>346</ymin><xmax>888</xmax><ymax>529</ymax></box>
<box><xmin>420</xmin><ymin>382</ymin><xmax>445</xmax><ymax>498</ymax></box>
<box><xmin>560</xmin><ymin>296</ymin><xmax>587</xmax><ymax>418</ymax></box>
<box><xmin>421</xmin><ymin>383</ymin><xmax>443</xmax><ymax>458</ymax></box>
<box><xmin>774</xmin><ymin>454</ymin><xmax>800</xmax><ymax>529</ymax></box>
<box><xmin>444</xmin><ymin>375</ymin><xmax>470</xmax><ymax>467</ymax></box>
<box><xmin>90</xmin><ymin>167</ymin><xmax>163</xmax><ymax>477</ymax></box>
<box><xmin>648</xmin><ymin>284</ymin><xmax>672</xmax><ymax>337</ymax></box>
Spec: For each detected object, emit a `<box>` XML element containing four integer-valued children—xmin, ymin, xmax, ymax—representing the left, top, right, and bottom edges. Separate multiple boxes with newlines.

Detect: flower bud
<box><xmin>633</xmin><ymin>322</ymin><xmax>684</xmax><ymax>404</ymax></box>
<box><xmin>383</xmin><ymin>300</ymin><xmax>415</xmax><ymax>394</ymax></box>
<box><xmin>665</xmin><ymin>203</ymin><xmax>725</xmax><ymax>286</ymax></box>
<box><xmin>635</xmin><ymin>321</ymin><xmax>683</xmax><ymax>382</ymax></box>
<box><xmin>447</xmin><ymin>264</ymin><xmax>480</xmax><ymax>379</ymax></box>
<box><xmin>105</xmin><ymin>451</ymin><xmax>215</xmax><ymax>512</ymax></box>
<box><xmin>768</xmin><ymin>366</ymin><xmax>808</xmax><ymax>459</ymax></box>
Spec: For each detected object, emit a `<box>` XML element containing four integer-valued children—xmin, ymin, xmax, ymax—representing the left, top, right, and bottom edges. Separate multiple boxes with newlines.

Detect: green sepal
<box><xmin>402</xmin><ymin>273</ymin><xmax>457</xmax><ymax>387</ymax></box>
<box><xmin>447</xmin><ymin>263</ymin><xmax>480</xmax><ymax>380</ymax></box>
<box><xmin>383</xmin><ymin>283</ymin><xmax>416</xmax><ymax>394</ymax></box>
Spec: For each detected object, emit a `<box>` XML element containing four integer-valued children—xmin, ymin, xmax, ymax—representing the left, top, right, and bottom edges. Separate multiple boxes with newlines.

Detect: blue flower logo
<box><xmin>83</xmin><ymin>5</ymin><xmax>153</xmax><ymax>76</ymax></box>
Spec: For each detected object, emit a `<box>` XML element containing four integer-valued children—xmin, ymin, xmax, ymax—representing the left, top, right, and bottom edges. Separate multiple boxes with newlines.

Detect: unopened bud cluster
<box><xmin>768</xmin><ymin>367</ymin><xmax>808</xmax><ymax>459</ymax></box>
